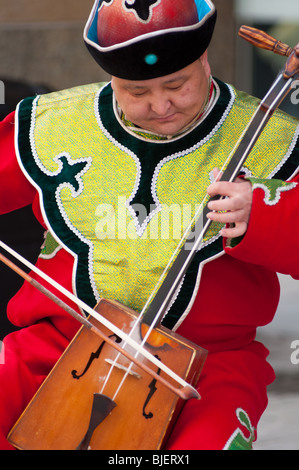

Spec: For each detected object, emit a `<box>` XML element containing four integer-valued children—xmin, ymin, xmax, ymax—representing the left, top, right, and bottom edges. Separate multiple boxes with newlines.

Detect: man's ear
<box><xmin>200</xmin><ymin>50</ymin><xmax>211</xmax><ymax>78</ymax></box>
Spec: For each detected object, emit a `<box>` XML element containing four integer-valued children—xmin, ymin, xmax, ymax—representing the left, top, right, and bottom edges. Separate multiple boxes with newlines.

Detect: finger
<box><xmin>207</xmin><ymin>208</ymin><xmax>247</xmax><ymax>224</ymax></box>
<box><xmin>220</xmin><ymin>221</ymin><xmax>248</xmax><ymax>239</ymax></box>
<box><xmin>208</xmin><ymin>191</ymin><xmax>248</xmax><ymax>212</ymax></box>
<box><xmin>207</xmin><ymin>181</ymin><xmax>237</xmax><ymax>198</ymax></box>
<box><xmin>211</xmin><ymin>167</ymin><xmax>223</xmax><ymax>182</ymax></box>
<box><xmin>208</xmin><ymin>197</ymin><xmax>236</xmax><ymax>213</ymax></box>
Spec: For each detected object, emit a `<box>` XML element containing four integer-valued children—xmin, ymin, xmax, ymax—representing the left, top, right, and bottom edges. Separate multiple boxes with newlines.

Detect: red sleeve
<box><xmin>0</xmin><ymin>112</ymin><xmax>36</xmax><ymax>214</ymax></box>
<box><xmin>225</xmin><ymin>172</ymin><xmax>299</xmax><ymax>279</ymax></box>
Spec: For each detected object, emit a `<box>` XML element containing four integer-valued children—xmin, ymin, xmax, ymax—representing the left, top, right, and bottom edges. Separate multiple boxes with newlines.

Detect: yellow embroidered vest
<box><xmin>16</xmin><ymin>79</ymin><xmax>299</xmax><ymax>328</ymax></box>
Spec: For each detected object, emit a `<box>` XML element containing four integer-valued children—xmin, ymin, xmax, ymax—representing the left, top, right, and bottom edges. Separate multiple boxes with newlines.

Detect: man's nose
<box><xmin>150</xmin><ymin>93</ymin><xmax>171</xmax><ymax>116</ymax></box>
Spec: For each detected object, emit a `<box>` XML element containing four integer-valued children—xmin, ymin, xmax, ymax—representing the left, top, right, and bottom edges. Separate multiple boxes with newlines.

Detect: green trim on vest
<box><xmin>16</xmin><ymin>79</ymin><xmax>299</xmax><ymax>329</ymax></box>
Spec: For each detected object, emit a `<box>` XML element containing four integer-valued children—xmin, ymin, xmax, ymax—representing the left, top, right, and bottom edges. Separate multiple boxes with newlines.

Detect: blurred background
<box><xmin>0</xmin><ymin>0</ymin><xmax>298</xmax><ymax>449</ymax></box>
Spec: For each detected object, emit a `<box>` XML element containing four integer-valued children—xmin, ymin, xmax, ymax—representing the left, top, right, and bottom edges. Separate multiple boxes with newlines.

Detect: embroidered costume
<box><xmin>0</xmin><ymin>0</ymin><xmax>299</xmax><ymax>450</ymax></box>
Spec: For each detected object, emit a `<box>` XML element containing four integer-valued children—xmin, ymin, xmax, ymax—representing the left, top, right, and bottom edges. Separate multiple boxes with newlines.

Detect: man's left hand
<box><xmin>206</xmin><ymin>171</ymin><xmax>252</xmax><ymax>239</ymax></box>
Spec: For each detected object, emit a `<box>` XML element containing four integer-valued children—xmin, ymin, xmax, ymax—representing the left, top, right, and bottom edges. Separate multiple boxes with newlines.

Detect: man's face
<box><xmin>111</xmin><ymin>54</ymin><xmax>211</xmax><ymax>136</ymax></box>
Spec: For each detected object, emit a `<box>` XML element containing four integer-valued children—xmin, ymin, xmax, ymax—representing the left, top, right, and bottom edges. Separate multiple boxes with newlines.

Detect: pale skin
<box><xmin>112</xmin><ymin>54</ymin><xmax>252</xmax><ymax>239</ymax></box>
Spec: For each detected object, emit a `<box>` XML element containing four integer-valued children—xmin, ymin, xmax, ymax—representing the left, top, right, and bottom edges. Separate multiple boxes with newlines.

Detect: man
<box><xmin>0</xmin><ymin>0</ymin><xmax>298</xmax><ymax>450</ymax></box>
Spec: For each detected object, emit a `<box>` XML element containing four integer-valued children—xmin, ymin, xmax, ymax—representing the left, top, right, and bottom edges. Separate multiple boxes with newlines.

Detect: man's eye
<box><xmin>167</xmin><ymin>84</ymin><xmax>183</xmax><ymax>91</ymax></box>
<box><xmin>130</xmin><ymin>90</ymin><xmax>147</xmax><ymax>97</ymax></box>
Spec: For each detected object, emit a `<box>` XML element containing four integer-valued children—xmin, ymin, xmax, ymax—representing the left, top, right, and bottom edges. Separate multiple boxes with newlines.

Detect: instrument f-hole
<box><xmin>71</xmin><ymin>334</ymin><xmax>121</xmax><ymax>380</ymax></box>
<box><xmin>142</xmin><ymin>355</ymin><xmax>161</xmax><ymax>420</ymax></box>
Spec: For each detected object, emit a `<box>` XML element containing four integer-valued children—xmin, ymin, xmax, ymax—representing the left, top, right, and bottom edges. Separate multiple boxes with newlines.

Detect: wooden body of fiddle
<box><xmin>8</xmin><ymin>299</ymin><xmax>207</xmax><ymax>450</ymax></box>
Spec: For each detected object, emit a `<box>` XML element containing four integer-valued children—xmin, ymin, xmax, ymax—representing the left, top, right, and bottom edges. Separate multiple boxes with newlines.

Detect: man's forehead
<box><xmin>115</xmin><ymin>65</ymin><xmax>196</xmax><ymax>89</ymax></box>
<box><xmin>126</xmin><ymin>75</ymin><xmax>187</xmax><ymax>88</ymax></box>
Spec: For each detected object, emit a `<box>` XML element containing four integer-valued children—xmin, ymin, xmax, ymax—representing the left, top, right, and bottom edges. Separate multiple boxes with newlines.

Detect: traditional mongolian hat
<box><xmin>84</xmin><ymin>0</ymin><xmax>217</xmax><ymax>80</ymax></box>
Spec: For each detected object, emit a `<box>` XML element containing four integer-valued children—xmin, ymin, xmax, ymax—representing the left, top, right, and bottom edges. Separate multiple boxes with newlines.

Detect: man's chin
<box><xmin>147</xmin><ymin>119</ymin><xmax>185</xmax><ymax>137</ymax></box>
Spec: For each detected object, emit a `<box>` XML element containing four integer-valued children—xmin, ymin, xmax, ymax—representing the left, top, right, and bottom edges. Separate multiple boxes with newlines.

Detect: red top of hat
<box><xmin>97</xmin><ymin>0</ymin><xmax>199</xmax><ymax>47</ymax></box>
